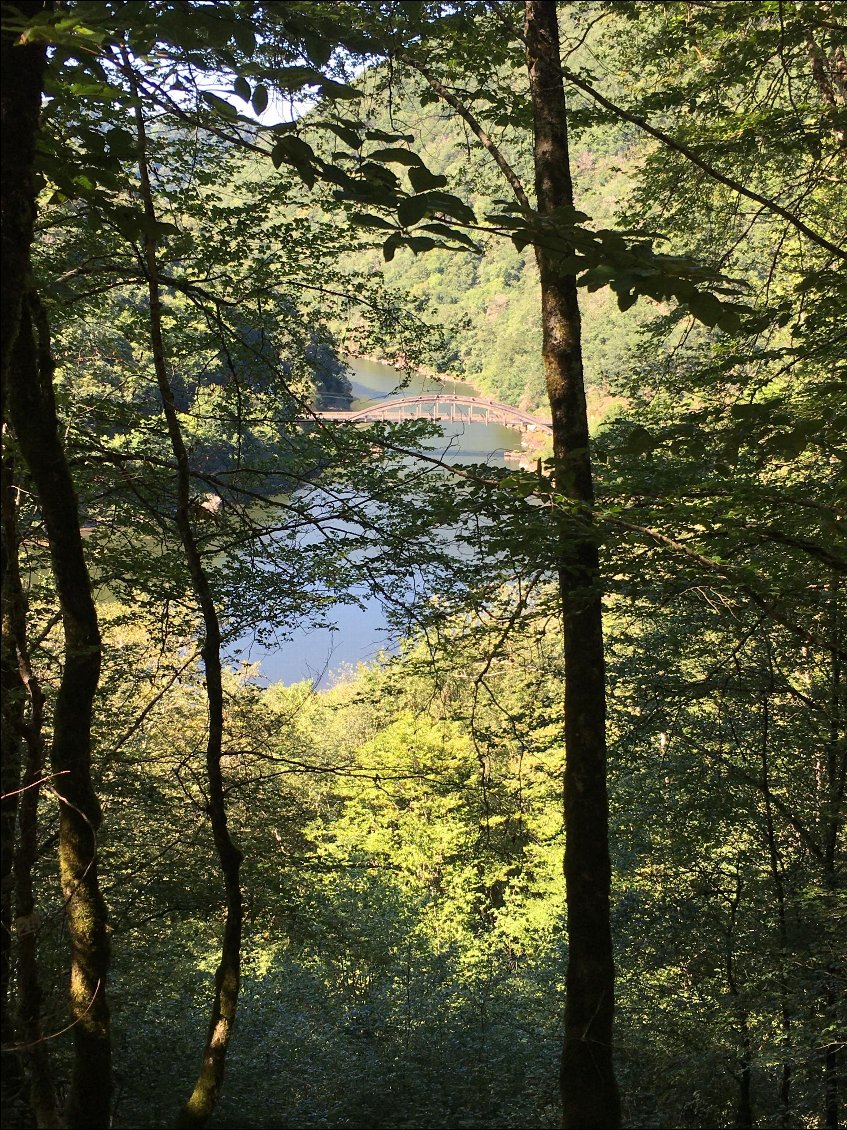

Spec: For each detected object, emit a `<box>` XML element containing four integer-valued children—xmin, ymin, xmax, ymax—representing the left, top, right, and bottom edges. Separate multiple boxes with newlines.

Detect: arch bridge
<box><xmin>315</xmin><ymin>393</ymin><xmax>552</xmax><ymax>434</ymax></box>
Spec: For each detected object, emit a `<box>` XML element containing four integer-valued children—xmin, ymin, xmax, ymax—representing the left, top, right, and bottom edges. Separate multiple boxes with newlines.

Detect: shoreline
<box><xmin>340</xmin><ymin>350</ymin><xmax>553</xmax><ymax>465</ymax></box>
<box><xmin>341</xmin><ymin>350</ymin><xmax>480</xmax><ymax>392</ymax></box>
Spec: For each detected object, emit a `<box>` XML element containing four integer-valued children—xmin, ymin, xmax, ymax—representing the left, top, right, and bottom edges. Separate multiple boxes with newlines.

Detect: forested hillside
<box><xmin>1</xmin><ymin>4</ymin><xmax>844</xmax><ymax>1130</ymax></box>
<box><xmin>345</xmin><ymin>83</ymin><xmax>644</xmax><ymax>415</ymax></box>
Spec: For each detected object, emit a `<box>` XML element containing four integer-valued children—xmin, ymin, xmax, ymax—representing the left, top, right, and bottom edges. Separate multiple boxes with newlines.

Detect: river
<box><xmin>229</xmin><ymin>356</ymin><xmax>523</xmax><ymax>687</ymax></box>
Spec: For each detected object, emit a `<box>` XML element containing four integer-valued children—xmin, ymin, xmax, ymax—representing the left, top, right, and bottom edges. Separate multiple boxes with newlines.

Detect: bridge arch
<box><xmin>317</xmin><ymin>393</ymin><xmax>552</xmax><ymax>434</ymax></box>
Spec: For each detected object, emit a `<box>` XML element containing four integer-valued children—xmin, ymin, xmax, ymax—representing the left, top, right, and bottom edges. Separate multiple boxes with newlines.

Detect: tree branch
<box><xmin>403</xmin><ymin>58</ymin><xmax>531</xmax><ymax>210</ymax></box>
<box><xmin>559</xmin><ymin>64</ymin><xmax>846</xmax><ymax>260</ymax></box>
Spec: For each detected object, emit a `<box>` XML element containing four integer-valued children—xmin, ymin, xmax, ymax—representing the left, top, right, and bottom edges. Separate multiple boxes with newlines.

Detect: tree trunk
<box><xmin>123</xmin><ymin>55</ymin><xmax>244</xmax><ymax>1129</ymax></box>
<box><xmin>7</xmin><ymin>297</ymin><xmax>112</xmax><ymax>1130</ymax></box>
<box><xmin>822</xmin><ymin>579</ymin><xmax>843</xmax><ymax>1130</ymax></box>
<box><xmin>734</xmin><ymin>1010</ymin><xmax>754</xmax><ymax>1130</ymax></box>
<box><xmin>3</xmin><ymin>8</ymin><xmax>111</xmax><ymax>1126</ymax></box>
<box><xmin>524</xmin><ymin>4</ymin><xmax>620</xmax><ymax>1127</ymax></box>
<box><xmin>1</xmin><ymin>10</ymin><xmax>47</xmax><ymax>1090</ymax></box>
<box><xmin>1</xmin><ymin>13</ymin><xmax>47</xmax><ymax>1057</ymax></box>
<box><xmin>1</xmin><ymin>0</ymin><xmax>46</xmax><ymax>387</ymax></box>
<box><xmin>758</xmin><ymin>641</ymin><xmax>793</xmax><ymax>1122</ymax></box>
<box><xmin>1</xmin><ymin>448</ymin><xmax>61</xmax><ymax>1128</ymax></box>
<box><xmin>725</xmin><ymin>864</ymin><xmax>755</xmax><ymax>1130</ymax></box>
<box><xmin>1</xmin><ymin>440</ymin><xmax>26</xmax><ymax>1126</ymax></box>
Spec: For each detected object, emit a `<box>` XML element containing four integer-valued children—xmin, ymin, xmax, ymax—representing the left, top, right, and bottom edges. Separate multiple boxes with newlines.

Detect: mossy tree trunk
<box><xmin>524</xmin><ymin>4</ymin><xmax>621</xmax><ymax>1127</ymax></box>
<box><xmin>3</xmin><ymin>7</ymin><xmax>111</xmax><ymax>1127</ymax></box>
<box><xmin>1</xmin><ymin>449</ymin><xmax>61</xmax><ymax>1129</ymax></box>
<box><xmin>7</xmin><ymin>299</ymin><xmax>112</xmax><ymax>1130</ymax></box>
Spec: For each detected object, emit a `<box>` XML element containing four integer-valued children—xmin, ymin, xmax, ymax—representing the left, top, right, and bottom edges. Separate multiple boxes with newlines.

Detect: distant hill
<box><xmin>327</xmin><ymin>71</ymin><xmax>649</xmax><ymax>419</ymax></box>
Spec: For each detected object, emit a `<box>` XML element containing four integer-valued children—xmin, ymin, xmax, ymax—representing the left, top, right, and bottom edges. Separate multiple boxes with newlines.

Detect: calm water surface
<box><xmin>229</xmin><ymin>356</ymin><xmax>522</xmax><ymax>686</ymax></box>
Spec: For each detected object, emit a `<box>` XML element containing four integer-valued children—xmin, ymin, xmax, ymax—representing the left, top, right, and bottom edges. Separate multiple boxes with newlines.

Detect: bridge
<box><xmin>313</xmin><ymin>394</ymin><xmax>553</xmax><ymax>434</ymax></box>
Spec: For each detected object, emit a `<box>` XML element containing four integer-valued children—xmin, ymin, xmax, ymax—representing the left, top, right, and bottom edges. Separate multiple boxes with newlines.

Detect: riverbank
<box><xmin>503</xmin><ymin>428</ymin><xmax>552</xmax><ymax>470</ymax></box>
<box><xmin>342</xmin><ymin>350</ymin><xmax>478</xmax><ymax>391</ymax></box>
<box><xmin>239</xmin><ymin>354</ymin><xmax>533</xmax><ymax>685</ymax></box>
<box><xmin>341</xmin><ymin>350</ymin><xmax>553</xmax><ymax>466</ymax></box>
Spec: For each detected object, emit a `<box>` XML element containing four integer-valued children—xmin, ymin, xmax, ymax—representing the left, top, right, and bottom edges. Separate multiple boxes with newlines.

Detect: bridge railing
<box><xmin>308</xmin><ymin>394</ymin><xmax>553</xmax><ymax>435</ymax></box>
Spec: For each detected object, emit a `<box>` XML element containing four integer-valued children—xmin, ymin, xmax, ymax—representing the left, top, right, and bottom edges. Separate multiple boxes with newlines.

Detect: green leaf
<box><xmin>553</xmin><ymin>254</ymin><xmax>587</xmax><ymax>275</ymax></box>
<box><xmin>407</xmin><ymin>236</ymin><xmax>438</xmax><ymax>255</ymax></box>
<box><xmin>233</xmin><ymin>76</ymin><xmax>251</xmax><ymax>103</ymax></box>
<box><xmin>715</xmin><ymin>306</ymin><xmax>743</xmax><ymax>333</ymax></box>
<box><xmin>264</xmin><ymin>65</ymin><xmax>328</xmax><ymax>89</ymax></box>
<box><xmin>418</xmin><ymin>223</ymin><xmax>479</xmax><ymax>250</ymax></box>
<box><xmin>324</xmin><ymin>121</ymin><xmax>362</xmax><ymax>149</ymax></box>
<box><xmin>319</xmin><ymin>79</ymin><xmax>363</xmax><ymax>101</ymax></box>
<box><xmin>105</xmin><ymin>127</ymin><xmax>136</xmax><ymax>159</ymax></box>
<box><xmin>302</xmin><ymin>29</ymin><xmax>333</xmax><ymax>68</ymax></box>
<box><xmin>144</xmin><ymin>218</ymin><xmax>180</xmax><ymax>240</ymax></box>
<box><xmin>271</xmin><ymin>135</ymin><xmax>318</xmax><ymax>187</ymax></box>
<box><xmin>498</xmin><ymin>474</ymin><xmax>538</xmax><ymax>499</ymax></box>
<box><xmin>399</xmin><ymin>191</ymin><xmax>475</xmax><ymax>229</ymax></box>
<box><xmin>350</xmin><ymin>213</ymin><xmax>399</xmax><ymax>231</ymax></box>
<box><xmin>251</xmin><ymin>84</ymin><xmax>269</xmax><ymax>116</ymax></box>
<box><xmin>232</xmin><ymin>23</ymin><xmax>256</xmax><ymax>56</ymax></box>
<box><xmin>765</xmin><ymin>429</ymin><xmax>811</xmax><ymax>460</ymax></box>
<box><xmin>366</xmin><ymin>147</ymin><xmax>423</xmax><ymax>166</ymax></box>
<box><xmin>619</xmin><ymin>425</ymin><xmax>656</xmax><ymax>455</ymax></box>
<box><xmin>730</xmin><ymin>402</ymin><xmax>767</xmax><ymax>421</ymax></box>
<box><xmin>383</xmin><ymin>232</ymin><xmax>404</xmax><ymax>262</ymax></box>
<box><xmin>366</xmin><ymin>128</ymin><xmax>416</xmax><ymax>144</ymax></box>
<box><xmin>398</xmin><ymin>194</ymin><xmax>433</xmax><ymax>228</ymax></box>
<box><xmin>108</xmin><ymin>206</ymin><xmax>180</xmax><ymax>243</ymax></box>
<box><xmin>272</xmin><ymin>135</ymin><xmax>317</xmax><ymax>165</ymax></box>
<box><xmin>581</xmin><ymin>264</ymin><xmax>617</xmax><ymax>291</ymax></box>
<box><xmin>358</xmin><ymin>161</ymin><xmax>400</xmax><ymax>189</ymax></box>
<box><xmin>408</xmin><ymin>165</ymin><xmax>449</xmax><ymax>193</ymax></box>
<box><xmin>201</xmin><ymin>91</ymin><xmax>238</xmax><ymax>119</ymax></box>
<box><xmin>687</xmin><ymin>291</ymin><xmax>725</xmax><ymax>328</ymax></box>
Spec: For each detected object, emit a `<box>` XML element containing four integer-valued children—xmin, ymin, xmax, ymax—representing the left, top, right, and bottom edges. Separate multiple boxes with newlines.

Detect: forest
<box><xmin>0</xmin><ymin>2</ymin><xmax>844</xmax><ymax>1128</ymax></box>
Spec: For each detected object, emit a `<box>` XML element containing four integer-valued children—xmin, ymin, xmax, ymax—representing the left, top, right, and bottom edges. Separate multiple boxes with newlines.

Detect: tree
<box><xmin>523</xmin><ymin>4</ymin><xmax>619</xmax><ymax>1124</ymax></box>
<box><xmin>3</xmin><ymin>2</ymin><xmax>842</xmax><ymax>1126</ymax></box>
<box><xmin>585</xmin><ymin>3</ymin><xmax>845</xmax><ymax>1124</ymax></box>
<box><xmin>2</xmin><ymin>5</ymin><xmax>468</xmax><ymax>1124</ymax></box>
<box><xmin>2</xmin><ymin>5</ymin><xmax>112</xmax><ymax>1125</ymax></box>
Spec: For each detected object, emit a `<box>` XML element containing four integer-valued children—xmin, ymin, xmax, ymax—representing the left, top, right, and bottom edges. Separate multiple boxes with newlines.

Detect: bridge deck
<box><xmin>311</xmin><ymin>393</ymin><xmax>552</xmax><ymax>434</ymax></box>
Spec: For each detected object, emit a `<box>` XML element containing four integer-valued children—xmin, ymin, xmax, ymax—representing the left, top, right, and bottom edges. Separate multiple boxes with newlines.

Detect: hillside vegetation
<box><xmin>327</xmin><ymin>72</ymin><xmax>646</xmax><ymax>416</ymax></box>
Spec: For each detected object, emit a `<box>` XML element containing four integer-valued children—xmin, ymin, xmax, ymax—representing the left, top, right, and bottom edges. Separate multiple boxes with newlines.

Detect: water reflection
<box><xmin>228</xmin><ymin>357</ymin><xmax>521</xmax><ymax>686</ymax></box>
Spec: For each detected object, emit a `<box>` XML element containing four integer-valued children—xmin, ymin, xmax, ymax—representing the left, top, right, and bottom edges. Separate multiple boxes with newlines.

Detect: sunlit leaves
<box><xmin>485</xmin><ymin>204</ymin><xmax>752</xmax><ymax>330</ymax></box>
